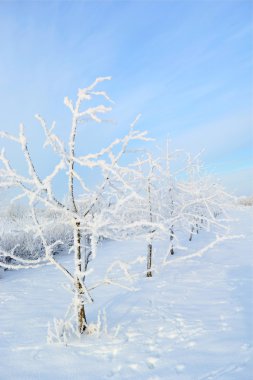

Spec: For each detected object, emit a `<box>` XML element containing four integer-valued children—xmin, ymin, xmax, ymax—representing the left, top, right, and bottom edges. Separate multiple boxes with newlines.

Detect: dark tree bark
<box><xmin>147</xmin><ymin>243</ymin><xmax>152</xmax><ymax>277</ymax></box>
<box><xmin>189</xmin><ymin>225</ymin><xmax>194</xmax><ymax>241</ymax></box>
<box><xmin>74</xmin><ymin>220</ymin><xmax>87</xmax><ymax>333</ymax></box>
<box><xmin>146</xmin><ymin>175</ymin><xmax>154</xmax><ymax>277</ymax></box>
<box><xmin>170</xmin><ymin>226</ymin><xmax>174</xmax><ymax>255</ymax></box>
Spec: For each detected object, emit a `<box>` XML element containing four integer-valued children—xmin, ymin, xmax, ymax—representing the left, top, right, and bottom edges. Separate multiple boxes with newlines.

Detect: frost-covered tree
<box><xmin>107</xmin><ymin>151</ymin><xmax>171</xmax><ymax>278</ymax></box>
<box><xmin>131</xmin><ymin>153</ymin><xmax>165</xmax><ymax>277</ymax></box>
<box><xmin>0</xmin><ymin>77</ymin><xmax>150</xmax><ymax>335</ymax></box>
<box><xmin>177</xmin><ymin>153</ymin><xmax>233</xmax><ymax>242</ymax></box>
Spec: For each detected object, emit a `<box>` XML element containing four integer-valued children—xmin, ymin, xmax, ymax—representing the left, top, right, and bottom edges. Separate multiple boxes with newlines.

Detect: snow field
<box><xmin>0</xmin><ymin>208</ymin><xmax>252</xmax><ymax>379</ymax></box>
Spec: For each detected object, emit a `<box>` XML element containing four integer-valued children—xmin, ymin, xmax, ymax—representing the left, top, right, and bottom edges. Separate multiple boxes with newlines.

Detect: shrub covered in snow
<box><xmin>237</xmin><ymin>196</ymin><xmax>253</xmax><ymax>206</ymax></box>
<box><xmin>0</xmin><ymin>205</ymin><xmax>73</xmax><ymax>268</ymax></box>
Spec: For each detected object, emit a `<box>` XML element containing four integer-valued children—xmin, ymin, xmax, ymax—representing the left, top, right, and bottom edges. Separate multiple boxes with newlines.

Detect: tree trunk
<box><xmin>74</xmin><ymin>220</ymin><xmax>87</xmax><ymax>334</ymax></box>
<box><xmin>146</xmin><ymin>175</ymin><xmax>154</xmax><ymax>278</ymax></box>
<box><xmin>170</xmin><ymin>226</ymin><xmax>174</xmax><ymax>255</ymax></box>
<box><xmin>147</xmin><ymin>243</ymin><xmax>152</xmax><ymax>277</ymax></box>
<box><xmin>76</xmin><ymin>278</ymin><xmax>87</xmax><ymax>334</ymax></box>
<box><xmin>189</xmin><ymin>225</ymin><xmax>194</xmax><ymax>241</ymax></box>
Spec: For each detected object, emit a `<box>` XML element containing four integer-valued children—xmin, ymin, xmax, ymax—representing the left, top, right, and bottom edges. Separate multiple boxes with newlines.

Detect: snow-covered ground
<box><xmin>0</xmin><ymin>208</ymin><xmax>252</xmax><ymax>380</ymax></box>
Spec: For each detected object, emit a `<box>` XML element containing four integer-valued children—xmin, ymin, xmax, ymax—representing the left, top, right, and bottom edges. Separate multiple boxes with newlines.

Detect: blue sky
<box><xmin>0</xmin><ymin>0</ymin><xmax>252</xmax><ymax>196</ymax></box>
